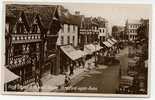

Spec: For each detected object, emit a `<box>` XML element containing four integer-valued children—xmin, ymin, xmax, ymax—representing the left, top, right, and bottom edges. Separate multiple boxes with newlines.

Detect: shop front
<box><xmin>59</xmin><ymin>45</ymin><xmax>85</xmax><ymax>75</ymax></box>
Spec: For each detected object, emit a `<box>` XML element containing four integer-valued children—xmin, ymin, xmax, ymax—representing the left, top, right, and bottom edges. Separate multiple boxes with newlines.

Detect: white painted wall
<box><xmin>127</xmin><ymin>23</ymin><xmax>141</xmax><ymax>41</ymax></box>
<box><xmin>98</xmin><ymin>27</ymin><xmax>107</xmax><ymax>37</ymax></box>
<box><xmin>57</xmin><ymin>24</ymin><xmax>78</xmax><ymax>47</ymax></box>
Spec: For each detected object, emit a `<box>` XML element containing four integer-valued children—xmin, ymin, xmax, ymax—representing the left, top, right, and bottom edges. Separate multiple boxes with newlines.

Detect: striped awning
<box><xmin>107</xmin><ymin>39</ymin><xmax>115</xmax><ymax>45</ymax></box>
<box><xmin>102</xmin><ymin>41</ymin><xmax>112</xmax><ymax>48</ymax></box>
<box><xmin>60</xmin><ymin>45</ymin><xmax>85</xmax><ymax>60</ymax></box>
<box><xmin>111</xmin><ymin>38</ymin><xmax>117</xmax><ymax>43</ymax></box>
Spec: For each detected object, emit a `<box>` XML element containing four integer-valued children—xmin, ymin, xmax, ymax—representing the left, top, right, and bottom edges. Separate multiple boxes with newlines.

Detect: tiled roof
<box><xmin>70</xmin><ymin>15</ymin><xmax>82</xmax><ymax>26</ymax></box>
<box><xmin>6</xmin><ymin>4</ymin><xmax>82</xmax><ymax>30</ymax></box>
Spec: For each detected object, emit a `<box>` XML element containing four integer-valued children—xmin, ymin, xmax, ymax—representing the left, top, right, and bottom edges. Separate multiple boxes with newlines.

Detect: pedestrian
<box><xmin>35</xmin><ymin>72</ymin><xmax>40</xmax><ymax>88</ymax></box>
<box><xmin>64</xmin><ymin>74</ymin><xmax>71</xmax><ymax>87</ymax></box>
<box><xmin>87</xmin><ymin>62</ymin><xmax>91</xmax><ymax>70</ymax></box>
<box><xmin>38</xmin><ymin>79</ymin><xmax>43</xmax><ymax>92</ymax></box>
<box><xmin>82</xmin><ymin>59</ymin><xmax>85</xmax><ymax>68</ymax></box>
<box><xmin>69</xmin><ymin>63</ymin><xmax>74</xmax><ymax>76</ymax></box>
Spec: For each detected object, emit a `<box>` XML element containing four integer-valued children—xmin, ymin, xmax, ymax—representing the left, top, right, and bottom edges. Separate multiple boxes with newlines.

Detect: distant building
<box><xmin>125</xmin><ymin>19</ymin><xmax>142</xmax><ymax>41</ymax></box>
<box><xmin>140</xmin><ymin>19</ymin><xmax>149</xmax><ymax>39</ymax></box>
<box><xmin>78</xmin><ymin>16</ymin><xmax>99</xmax><ymax>50</ymax></box>
<box><xmin>98</xmin><ymin>18</ymin><xmax>109</xmax><ymax>42</ymax></box>
<box><xmin>112</xmin><ymin>25</ymin><xmax>126</xmax><ymax>41</ymax></box>
<box><xmin>56</xmin><ymin>10</ymin><xmax>83</xmax><ymax>74</ymax></box>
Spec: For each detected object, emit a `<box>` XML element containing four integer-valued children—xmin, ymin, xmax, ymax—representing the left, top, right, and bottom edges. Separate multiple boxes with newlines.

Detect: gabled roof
<box><xmin>6</xmin><ymin>11</ymin><xmax>42</xmax><ymax>33</ymax></box>
<box><xmin>70</xmin><ymin>15</ymin><xmax>82</xmax><ymax>26</ymax></box>
<box><xmin>6</xmin><ymin>4</ymin><xmax>58</xmax><ymax>32</ymax></box>
<box><xmin>6</xmin><ymin>4</ymin><xmax>82</xmax><ymax>31</ymax></box>
<box><xmin>6</xmin><ymin>11</ymin><xmax>31</xmax><ymax>32</ymax></box>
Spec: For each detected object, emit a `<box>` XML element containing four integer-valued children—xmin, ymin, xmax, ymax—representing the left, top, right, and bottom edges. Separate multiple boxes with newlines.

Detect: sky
<box><xmin>60</xmin><ymin>3</ymin><xmax>152</xmax><ymax>26</ymax></box>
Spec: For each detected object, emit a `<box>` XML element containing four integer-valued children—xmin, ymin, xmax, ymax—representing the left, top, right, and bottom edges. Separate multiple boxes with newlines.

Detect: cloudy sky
<box><xmin>60</xmin><ymin>3</ymin><xmax>151</xmax><ymax>26</ymax></box>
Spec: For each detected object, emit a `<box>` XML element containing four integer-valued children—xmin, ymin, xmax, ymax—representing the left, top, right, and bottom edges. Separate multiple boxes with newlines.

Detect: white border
<box><xmin>0</xmin><ymin>0</ymin><xmax>153</xmax><ymax>98</ymax></box>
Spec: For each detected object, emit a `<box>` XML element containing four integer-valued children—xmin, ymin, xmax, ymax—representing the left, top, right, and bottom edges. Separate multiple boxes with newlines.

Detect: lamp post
<box><xmin>94</xmin><ymin>41</ymin><xmax>98</xmax><ymax>67</ymax></box>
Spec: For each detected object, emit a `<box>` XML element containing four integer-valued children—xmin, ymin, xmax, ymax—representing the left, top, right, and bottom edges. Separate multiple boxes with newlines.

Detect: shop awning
<box><xmin>70</xmin><ymin>50</ymin><xmax>85</xmax><ymax>60</ymax></box>
<box><xmin>111</xmin><ymin>38</ymin><xmax>117</xmax><ymax>43</ymax></box>
<box><xmin>84</xmin><ymin>46</ymin><xmax>92</xmax><ymax>55</ymax></box>
<box><xmin>2</xmin><ymin>66</ymin><xmax>20</xmax><ymax>84</ymax></box>
<box><xmin>83</xmin><ymin>44</ymin><xmax>103</xmax><ymax>55</ymax></box>
<box><xmin>85</xmin><ymin>44</ymin><xmax>102</xmax><ymax>53</ymax></box>
<box><xmin>94</xmin><ymin>44</ymin><xmax>103</xmax><ymax>51</ymax></box>
<box><xmin>107</xmin><ymin>39</ymin><xmax>115</xmax><ymax>45</ymax></box>
<box><xmin>60</xmin><ymin>45</ymin><xmax>84</xmax><ymax>61</ymax></box>
<box><xmin>85</xmin><ymin>44</ymin><xmax>96</xmax><ymax>53</ymax></box>
<box><xmin>102</xmin><ymin>41</ymin><xmax>112</xmax><ymax>48</ymax></box>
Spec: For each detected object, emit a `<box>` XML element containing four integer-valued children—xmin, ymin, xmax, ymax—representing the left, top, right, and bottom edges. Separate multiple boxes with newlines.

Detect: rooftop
<box><xmin>6</xmin><ymin>4</ymin><xmax>82</xmax><ymax>30</ymax></box>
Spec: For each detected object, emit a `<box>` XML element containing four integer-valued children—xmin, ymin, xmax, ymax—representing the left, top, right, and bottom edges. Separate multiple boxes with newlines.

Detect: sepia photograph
<box><xmin>1</xmin><ymin>2</ymin><xmax>152</xmax><ymax>97</ymax></box>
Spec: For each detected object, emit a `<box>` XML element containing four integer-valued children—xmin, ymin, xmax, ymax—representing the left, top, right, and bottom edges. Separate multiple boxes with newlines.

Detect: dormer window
<box><xmin>16</xmin><ymin>23</ymin><xmax>24</xmax><ymax>34</ymax></box>
<box><xmin>16</xmin><ymin>17</ymin><xmax>24</xmax><ymax>34</ymax></box>
<box><xmin>32</xmin><ymin>24</ymin><xmax>38</xmax><ymax>34</ymax></box>
<box><xmin>32</xmin><ymin>19</ymin><xmax>38</xmax><ymax>34</ymax></box>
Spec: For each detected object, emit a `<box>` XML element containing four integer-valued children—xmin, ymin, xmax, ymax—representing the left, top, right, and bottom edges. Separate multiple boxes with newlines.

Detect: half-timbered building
<box><xmin>5</xmin><ymin>11</ymin><xmax>44</xmax><ymax>86</ymax></box>
<box><xmin>5</xmin><ymin>5</ymin><xmax>62</xmax><ymax>90</ymax></box>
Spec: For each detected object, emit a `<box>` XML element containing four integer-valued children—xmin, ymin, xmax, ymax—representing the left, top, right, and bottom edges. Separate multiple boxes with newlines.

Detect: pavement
<box><xmin>24</xmin><ymin>57</ymin><xmax>96</xmax><ymax>92</ymax></box>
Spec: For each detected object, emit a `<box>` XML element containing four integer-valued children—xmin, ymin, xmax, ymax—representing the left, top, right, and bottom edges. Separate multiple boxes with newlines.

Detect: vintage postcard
<box><xmin>0</xmin><ymin>1</ymin><xmax>152</xmax><ymax>97</ymax></box>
